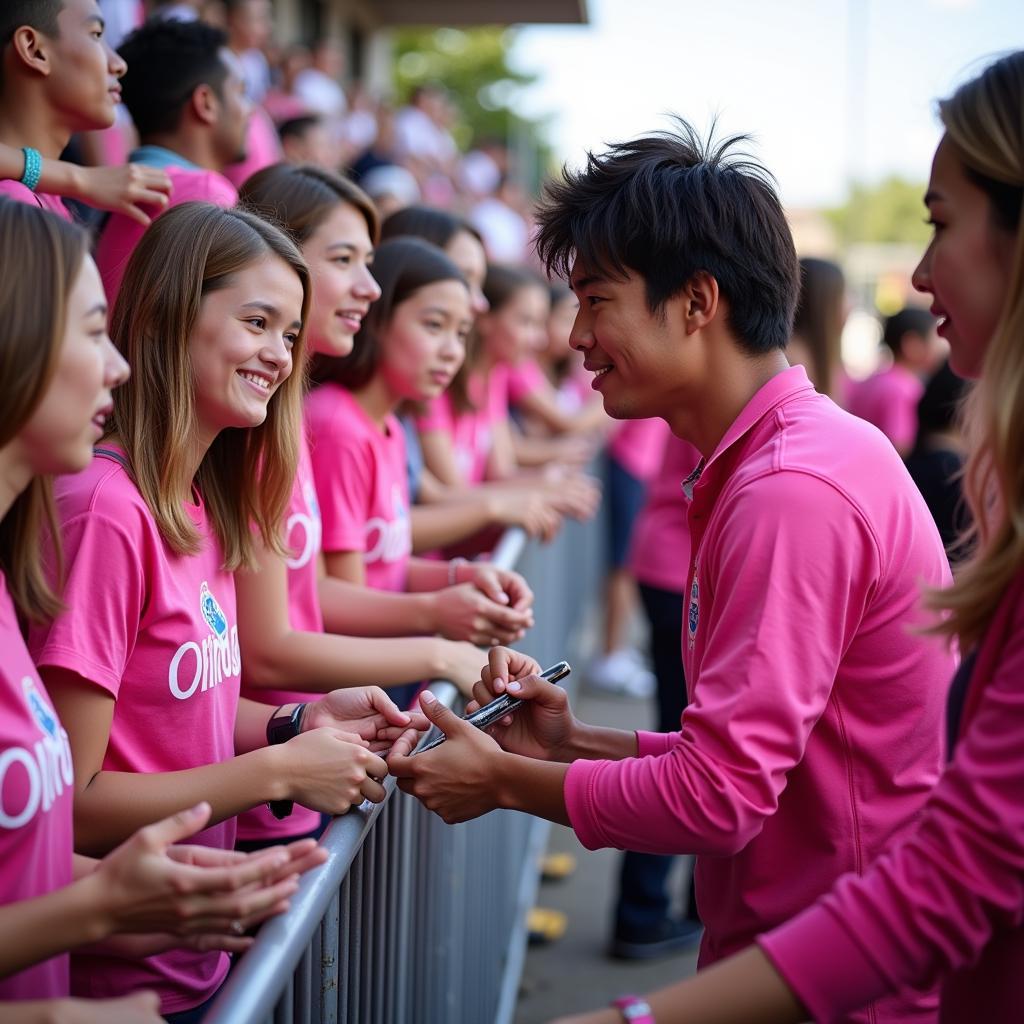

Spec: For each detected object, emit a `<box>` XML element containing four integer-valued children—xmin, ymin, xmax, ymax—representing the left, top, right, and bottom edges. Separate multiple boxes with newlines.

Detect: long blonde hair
<box><xmin>0</xmin><ymin>200</ymin><xmax>88</xmax><ymax>623</ymax></box>
<box><xmin>108</xmin><ymin>202</ymin><xmax>310</xmax><ymax>570</ymax></box>
<box><xmin>930</xmin><ymin>51</ymin><xmax>1024</xmax><ymax>649</ymax></box>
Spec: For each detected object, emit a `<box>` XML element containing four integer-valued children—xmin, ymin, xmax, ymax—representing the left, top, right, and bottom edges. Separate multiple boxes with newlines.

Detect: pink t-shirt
<box><xmin>628</xmin><ymin>435</ymin><xmax>702</xmax><ymax>593</ymax></box>
<box><xmin>608</xmin><ymin>416</ymin><xmax>671</xmax><ymax>483</ymax></box>
<box><xmin>222</xmin><ymin>107</ymin><xmax>283</xmax><ymax>190</ymax></box>
<box><xmin>847</xmin><ymin>364</ymin><xmax>924</xmax><ymax>454</ymax></box>
<box><xmin>95</xmin><ymin>167</ymin><xmax>238</xmax><ymax>306</ymax></box>
<box><xmin>505</xmin><ymin>359</ymin><xmax>546</xmax><ymax>406</ymax></box>
<box><xmin>759</xmin><ymin>569</ymin><xmax>1024</xmax><ymax>1024</ymax></box>
<box><xmin>306</xmin><ymin>384</ymin><xmax>412</xmax><ymax>593</ymax></box>
<box><xmin>29</xmin><ymin>453</ymin><xmax>240</xmax><ymax>1015</ymax></box>
<box><xmin>0</xmin><ymin>180</ymin><xmax>73</xmax><ymax>220</ymax></box>
<box><xmin>0</xmin><ymin>573</ymin><xmax>74</xmax><ymax>1001</ymax></box>
<box><xmin>564</xmin><ymin>367</ymin><xmax>953</xmax><ymax>1023</ymax></box>
<box><xmin>238</xmin><ymin>429</ymin><xmax>323</xmax><ymax>841</ymax></box>
<box><xmin>416</xmin><ymin>365</ymin><xmax>510</xmax><ymax>485</ymax></box>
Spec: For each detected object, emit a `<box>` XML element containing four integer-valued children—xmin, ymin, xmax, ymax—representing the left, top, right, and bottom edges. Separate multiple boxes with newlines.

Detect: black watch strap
<box><xmin>266</xmin><ymin>703</ymin><xmax>306</xmax><ymax>820</ymax></box>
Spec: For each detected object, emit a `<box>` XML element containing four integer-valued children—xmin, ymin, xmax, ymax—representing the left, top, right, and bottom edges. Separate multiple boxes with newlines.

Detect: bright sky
<box><xmin>511</xmin><ymin>0</ymin><xmax>1024</xmax><ymax>208</ymax></box>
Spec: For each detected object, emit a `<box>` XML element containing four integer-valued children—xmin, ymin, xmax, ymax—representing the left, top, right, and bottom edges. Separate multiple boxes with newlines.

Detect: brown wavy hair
<box><xmin>107</xmin><ymin>202</ymin><xmax>311</xmax><ymax>570</ymax></box>
<box><xmin>238</xmin><ymin>162</ymin><xmax>380</xmax><ymax>249</ymax></box>
<box><xmin>0</xmin><ymin>199</ymin><xmax>88</xmax><ymax>623</ymax></box>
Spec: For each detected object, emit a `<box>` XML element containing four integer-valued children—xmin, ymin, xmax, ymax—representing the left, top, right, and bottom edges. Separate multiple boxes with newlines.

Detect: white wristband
<box><xmin>448</xmin><ymin>557</ymin><xmax>467</xmax><ymax>586</ymax></box>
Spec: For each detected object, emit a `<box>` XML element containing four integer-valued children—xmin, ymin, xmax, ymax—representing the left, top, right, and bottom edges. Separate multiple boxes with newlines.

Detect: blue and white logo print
<box><xmin>200</xmin><ymin>580</ymin><xmax>227</xmax><ymax>637</ymax></box>
<box><xmin>26</xmin><ymin>679</ymin><xmax>58</xmax><ymax>740</ymax></box>
<box><xmin>168</xmin><ymin>581</ymin><xmax>240</xmax><ymax>701</ymax></box>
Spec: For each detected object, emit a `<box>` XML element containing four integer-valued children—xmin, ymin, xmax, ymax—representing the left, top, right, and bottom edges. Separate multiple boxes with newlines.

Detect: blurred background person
<box><xmin>787</xmin><ymin>256</ymin><xmax>850</xmax><ymax>405</ymax></box>
<box><xmin>905</xmin><ymin>359</ymin><xmax>970</xmax><ymax>558</ymax></box>
<box><xmin>848</xmin><ymin>306</ymin><xmax>944</xmax><ymax>456</ymax></box>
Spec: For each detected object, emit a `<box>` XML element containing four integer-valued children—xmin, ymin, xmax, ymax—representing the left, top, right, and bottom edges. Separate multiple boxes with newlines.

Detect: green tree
<box><xmin>391</xmin><ymin>26</ymin><xmax>552</xmax><ymax>188</ymax></box>
<box><xmin>825</xmin><ymin>176</ymin><xmax>931</xmax><ymax>246</ymax></box>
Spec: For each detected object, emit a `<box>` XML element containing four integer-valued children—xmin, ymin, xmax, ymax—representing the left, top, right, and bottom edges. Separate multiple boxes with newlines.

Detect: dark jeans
<box><xmin>613</xmin><ymin>583</ymin><xmax>700</xmax><ymax>937</ymax></box>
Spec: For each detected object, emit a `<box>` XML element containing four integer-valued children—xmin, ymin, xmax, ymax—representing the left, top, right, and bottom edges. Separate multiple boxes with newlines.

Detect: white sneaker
<box><xmin>586</xmin><ymin>649</ymin><xmax>656</xmax><ymax>699</ymax></box>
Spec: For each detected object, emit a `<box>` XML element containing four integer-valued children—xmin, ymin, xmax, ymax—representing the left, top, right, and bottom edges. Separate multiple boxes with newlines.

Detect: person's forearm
<box><xmin>243</xmin><ymin>630</ymin><xmax>462</xmax><ymax>691</ymax></box>
<box><xmin>410</xmin><ymin>499</ymin><xmax>496</xmax><ymax>552</ymax></box>
<box><xmin>651</xmin><ymin>946</ymin><xmax>807</xmax><ymax>1024</ymax></box>
<box><xmin>512</xmin><ymin>434</ymin><xmax>570</xmax><ymax>467</ymax></box>
<box><xmin>493</xmin><ymin>752</ymin><xmax>573</xmax><ymax>825</ymax></box>
<box><xmin>0</xmin><ymin>144</ymin><xmax>79</xmax><ymax>195</ymax></box>
<box><xmin>318</xmin><ymin>575</ymin><xmax>436</xmax><ymax>635</ymax></box>
<box><xmin>72</xmin><ymin>746</ymin><xmax>286</xmax><ymax>856</ymax></box>
<box><xmin>2</xmin><ymin>1001</ymin><xmax>91</xmax><ymax>1024</ymax></box>
<box><xmin>406</xmin><ymin>556</ymin><xmax>464</xmax><ymax>592</ymax></box>
<box><xmin>567</xmin><ymin>722</ymin><xmax>639</xmax><ymax>762</ymax></box>
<box><xmin>0</xmin><ymin>875</ymin><xmax>115</xmax><ymax>977</ymax></box>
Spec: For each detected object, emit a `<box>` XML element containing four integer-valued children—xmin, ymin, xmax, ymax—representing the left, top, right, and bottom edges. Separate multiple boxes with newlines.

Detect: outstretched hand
<box><xmin>91</xmin><ymin>803</ymin><xmax>327</xmax><ymax>944</ymax></box>
<box><xmin>386</xmin><ymin>691</ymin><xmax>506</xmax><ymax>824</ymax></box>
<box><xmin>72</xmin><ymin>163</ymin><xmax>172</xmax><ymax>226</ymax></box>
<box><xmin>305</xmin><ymin>686</ymin><xmax>428</xmax><ymax>750</ymax></box>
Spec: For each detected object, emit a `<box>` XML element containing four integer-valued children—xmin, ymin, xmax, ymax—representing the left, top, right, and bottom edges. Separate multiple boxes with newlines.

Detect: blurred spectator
<box><xmin>279</xmin><ymin>115</ymin><xmax>340</xmax><ymax>170</ymax></box>
<box><xmin>470</xmin><ymin>175</ymin><xmax>532</xmax><ymax>263</ymax></box>
<box><xmin>788</xmin><ymin>256</ymin><xmax>849</xmax><ymax>404</ymax></box>
<box><xmin>99</xmin><ymin>0</ymin><xmax>144</xmax><ymax>47</ymax></box>
<box><xmin>95</xmin><ymin>17</ymin><xmax>245</xmax><ymax>302</ymax></box>
<box><xmin>151</xmin><ymin>0</ymin><xmax>202</xmax><ymax>20</ymax></box>
<box><xmin>220</xmin><ymin>0</ymin><xmax>281</xmax><ymax>187</ymax></box>
<box><xmin>349</xmin><ymin>102</ymin><xmax>399</xmax><ymax>180</ymax></box>
<box><xmin>393</xmin><ymin>84</ymin><xmax>457</xmax><ymax>180</ymax></box>
<box><xmin>223</xmin><ymin>0</ymin><xmax>272</xmax><ymax>101</ymax></box>
<box><xmin>293</xmin><ymin>39</ymin><xmax>348</xmax><ymax>120</ymax></box>
<box><xmin>262</xmin><ymin>43</ymin><xmax>312</xmax><ymax>123</ymax></box>
<box><xmin>905</xmin><ymin>360</ymin><xmax>970</xmax><ymax>557</ymax></box>
<box><xmin>339</xmin><ymin>85</ymin><xmax>380</xmax><ymax>166</ymax></box>
<box><xmin>361</xmin><ymin>164</ymin><xmax>421</xmax><ymax>220</ymax></box>
<box><xmin>848</xmin><ymin>307</ymin><xmax>943</xmax><ymax>456</ymax></box>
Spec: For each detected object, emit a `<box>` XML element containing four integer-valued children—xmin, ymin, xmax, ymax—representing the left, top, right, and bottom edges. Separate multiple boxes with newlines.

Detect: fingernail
<box><xmin>508</xmin><ymin>681</ymin><xmax>522</xmax><ymax>693</ymax></box>
<box><xmin>421</xmin><ymin>690</ymin><xmax>436</xmax><ymax>705</ymax></box>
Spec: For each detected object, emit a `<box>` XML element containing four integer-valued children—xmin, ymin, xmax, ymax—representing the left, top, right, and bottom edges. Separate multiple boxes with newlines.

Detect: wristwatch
<box><xmin>266</xmin><ymin>703</ymin><xmax>307</xmax><ymax>819</ymax></box>
<box><xmin>266</xmin><ymin>702</ymin><xmax>307</xmax><ymax>745</ymax></box>
<box><xmin>612</xmin><ymin>995</ymin><xmax>655</xmax><ymax>1024</ymax></box>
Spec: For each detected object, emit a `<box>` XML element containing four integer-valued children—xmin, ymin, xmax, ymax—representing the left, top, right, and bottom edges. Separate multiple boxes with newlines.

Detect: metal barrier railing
<box><xmin>206</xmin><ymin>514</ymin><xmax>603</xmax><ymax>1024</ymax></box>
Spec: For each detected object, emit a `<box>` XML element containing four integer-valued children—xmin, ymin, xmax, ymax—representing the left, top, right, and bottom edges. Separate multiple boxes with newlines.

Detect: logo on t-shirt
<box><xmin>284</xmin><ymin>478</ymin><xmax>322</xmax><ymax>571</ymax></box>
<box><xmin>168</xmin><ymin>581</ymin><xmax>241</xmax><ymax>700</ymax></box>
<box><xmin>687</xmin><ymin>567</ymin><xmax>700</xmax><ymax>651</ymax></box>
<box><xmin>0</xmin><ymin>678</ymin><xmax>73</xmax><ymax>830</ymax></box>
<box><xmin>365</xmin><ymin>484</ymin><xmax>412</xmax><ymax>565</ymax></box>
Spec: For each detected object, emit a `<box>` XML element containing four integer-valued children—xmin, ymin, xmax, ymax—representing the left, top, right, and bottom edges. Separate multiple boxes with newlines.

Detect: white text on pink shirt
<box><xmin>365</xmin><ymin>484</ymin><xmax>412</xmax><ymax>566</ymax></box>
<box><xmin>168</xmin><ymin>581</ymin><xmax>241</xmax><ymax>701</ymax></box>
<box><xmin>0</xmin><ymin>678</ymin><xmax>73</xmax><ymax>830</ymax></box>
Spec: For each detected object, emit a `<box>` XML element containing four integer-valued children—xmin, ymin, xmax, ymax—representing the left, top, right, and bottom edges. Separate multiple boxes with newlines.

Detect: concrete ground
<box><xmin>513</xmin><ymin>687</ymin><xmax>699</xmax><ymax>1024</ymax></box>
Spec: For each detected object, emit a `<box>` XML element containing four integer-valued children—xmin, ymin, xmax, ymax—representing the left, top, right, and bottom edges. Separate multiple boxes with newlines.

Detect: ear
<box><xmin>189</xmin><ymin>83</ymin><xmax>220</xmax><ymax>127</ymax></box>
<box><xmin>9</xmin><ymin>25</ymin><xmax>55</xmax><ymax>79</ymax></box>
<box><xmin>681</xmin><ymin>271</ymin><xmax>720</xmax><ymax>335</ymax></box>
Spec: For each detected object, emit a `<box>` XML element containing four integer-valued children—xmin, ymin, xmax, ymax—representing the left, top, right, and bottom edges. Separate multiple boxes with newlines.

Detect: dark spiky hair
<box><xmin>534</xmin><ymin>118</ymin><xmax>800</xmax><ymax>354</ymax></box>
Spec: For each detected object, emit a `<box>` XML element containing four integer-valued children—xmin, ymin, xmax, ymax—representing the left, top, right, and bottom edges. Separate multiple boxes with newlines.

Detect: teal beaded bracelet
<box><xmin>20</xmin><ymin>147</ymin><xmax>42</xmax><ymax>192</ymax></box>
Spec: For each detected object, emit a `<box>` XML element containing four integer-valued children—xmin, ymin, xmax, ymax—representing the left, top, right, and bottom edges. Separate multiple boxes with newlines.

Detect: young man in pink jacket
<box><xmin>388</xmin><ymin>123</ymin><xmax>954</xmax><ymax>1023</ymax></box>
